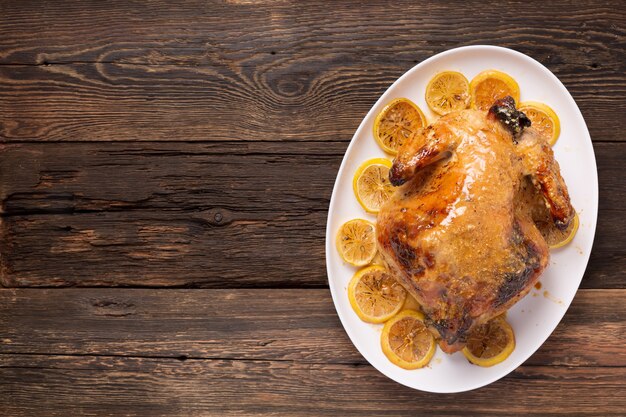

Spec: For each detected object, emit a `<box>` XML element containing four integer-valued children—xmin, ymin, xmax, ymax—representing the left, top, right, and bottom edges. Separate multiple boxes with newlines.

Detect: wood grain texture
<box><xmin>0</xmin><ymin>142</ymin><xmax>336</xmax><ymax>287</ymax></box>
<box><xmin>1</xmin><ymin>354</ymin><xmax>625</xmax><ymax>417</ymax></box>
<box><xmin>0</xmin><ymin>288</ymin><xmax>624</xmax><ymax>367</ymax></box>
<box><xmin>0</xmin><ymin>0</ymin><xmax>624</xmax><ymax>141</ymax></box>
<box><xmin>0</xmin><ymin>142</ymin><xmax>622</xmax><ymax>288</ymax></box>
<box><xmin>1</xmin><ymin>2</ymin><xmax>624</xmax><ymax>415</ymax></box>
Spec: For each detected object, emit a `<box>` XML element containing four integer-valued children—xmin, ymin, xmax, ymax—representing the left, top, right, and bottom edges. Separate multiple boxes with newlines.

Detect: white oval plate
<box><xmin>325</xmin><ymin>45</ymin><xmax>598</xmax><ymax>393</ymax></box>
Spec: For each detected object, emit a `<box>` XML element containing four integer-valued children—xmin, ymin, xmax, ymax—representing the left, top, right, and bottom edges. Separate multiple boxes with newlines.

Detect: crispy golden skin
<box><xmin>377</xmin><ymin>109</ymin><xmax>574</xmax><ymax>353</ymax></box>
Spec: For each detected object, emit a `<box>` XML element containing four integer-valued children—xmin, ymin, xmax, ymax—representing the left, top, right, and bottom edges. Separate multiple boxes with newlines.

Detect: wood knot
<box><xmin>266</xmin><ymin>69</ymin><xmax>310</xmax><ymax>99</ymax></box>
<box><xmin>196</xmin><ymin>208</ymin><xmax>232</xmax><ymax>226</ymax></box>
<box><xmin>276</xmin><ymin>79</ymin><xmax>305</xmax><ymax>97</ymax></box>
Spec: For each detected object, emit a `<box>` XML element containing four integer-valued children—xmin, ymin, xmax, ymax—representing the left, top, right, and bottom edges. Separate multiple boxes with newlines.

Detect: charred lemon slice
<box><xmin>462</xmin><ymin>315</ymin><xmax>515</xmax><ymax>367</ymax></box>
<box><xmin>425</xmin><ymin>71</ymin><xmax>470</xmax><ymax>115</ymax></box>
<box><xmin>537</xmin><ymin>212</ymin><xmax>579</xmax><ymax>249</ymax></box>
<box><xmin>336</xmin><ymin>219</ymin><xmax>377</xmax><ymax>267</ymax></box>
<box><xmin>373</xmin><ymin>98</ymin><xmax>426</xmax><ymax>154</ymax></box>
<box><xmin>348</xmin><ymin>265</ymin><xmax>407</xmax><ymax>324</ymax></box>
<box><xmin>470</xmin><ymin>70</ymin><xmax>520</xmax><ymax>111</ymax></box>
<box><xmin>518</xmin><ymin>101</ymin><xmax>561</xmax><ymax>146</ymax></box>
<box><xmin>381</xmin><ymin>310</ymin><xmax>435</xmax><ymax>369</ymax></box>
<box><xmin>353</xmin><ymin>158</ymin><xmax>394</xmax><ymax>214</ymax></box>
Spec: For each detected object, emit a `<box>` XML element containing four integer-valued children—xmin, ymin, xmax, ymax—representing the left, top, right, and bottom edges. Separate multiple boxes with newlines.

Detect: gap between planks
<box><xmin>0</xmin><ymin>351</ymin><xmax>624</xmax><ymax>369</ymax></box>
<box><xmin>1</xmin><ymin>288</ymin><xmax>624</xmax><ymax>367</ymax></box>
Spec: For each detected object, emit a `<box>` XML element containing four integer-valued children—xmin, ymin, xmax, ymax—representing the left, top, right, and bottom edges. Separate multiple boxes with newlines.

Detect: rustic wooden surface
<box><xmin>1</xmin><ymin>1</ymin><xmax>625</xmax><ymax>415</ymax></box>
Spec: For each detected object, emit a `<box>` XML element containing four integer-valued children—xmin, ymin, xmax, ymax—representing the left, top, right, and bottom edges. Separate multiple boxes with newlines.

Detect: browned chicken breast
<box><xmin>376</xmin><ymin>97</ymin><xmax>574</xmax><ymax>353</ymax></box>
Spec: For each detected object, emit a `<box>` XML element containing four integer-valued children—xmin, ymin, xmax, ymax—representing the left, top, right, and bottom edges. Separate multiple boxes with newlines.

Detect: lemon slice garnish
<box><xmin>462</xmin><ymin>315</ymin><xmax>515</xmax><ymax>367</ymax></box>
<box><xmin>470</xmin><ymin>69</ymin><xmax>520</xmax><ymax>111</ymax></box>
<box><xmin>353</xmin><ymin>158</ymin><xmax>394</xmax><ymax>214</ymax></box>
<box><xmin>348</xmin><ymin>265</ymin><xmax>407</xmax><ymax>324</ymax></box>
<box><xmin>537</xmin><ymin>212</ymin><xmax>579</xmax><ymax>249</ymax></box>
<box><xmin>373</xmin><ymin>98</ymin><xmax>426</xmax><ymax>154</ymax></box>
<box><xmin>519</xmin><ymin>101</ymin><xmax>561</xmax><ymax>146</ymax></box>
<box><xmin>425</xmin><ymin>71</ymin><xmax>470</xmax><ymax>115</ymax></box>
<box><xmin>336</xmin><ymin>219</ymin><xmax>377</xmax><ymax>267</ymax></box>
<box><xmin>381</xmin><ymin>310</ymin><xmax>436</xmax><ymax>369</ymax></box>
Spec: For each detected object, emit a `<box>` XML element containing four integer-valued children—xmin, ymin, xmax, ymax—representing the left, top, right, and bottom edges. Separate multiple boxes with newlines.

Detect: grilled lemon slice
<box><xmin>425</xmin><ymin>71</ymin><xmax>470</xmax><ymax>115</ymax></box>
<box><xmin>462</xmin><ymin>315</ymin><xmax>515</xmax><ymax>367</ymax></box>
<box><xmin>373</xmin><ymin>98</ymin><xmax>426</xmax><ymax>154</ymax></box>
<box><xmin>353</xmin><ymin>158</ymin><xmax>394</xmax><ymax>214</ymax></box>
<box><xmin>537</xmin><ymin>212</ymin><xmax>580</xmax><ymax>249</ymax></box>
<box><xmin>336</xmin><ymin>219</ymin><xmax>377</xmax><ymax>267</ymax></box>
<box><xmin>470</xmin><ymin>69</ymin><xmax>520</xmax><ymax>111</ymax></box>
<box><xmin>381</xmin><ymin>310</ymin><xmax>435</xmax><ymax>369</ymax></box>
<box><xmin>348</xmin><ymin>265</ymin><xmax>407</xmax><ymax>324</ymax></box>
<box><xmin>518</xmin><ymin>101</ymin><xmax>561</xmax><ymax>146</ymax></box>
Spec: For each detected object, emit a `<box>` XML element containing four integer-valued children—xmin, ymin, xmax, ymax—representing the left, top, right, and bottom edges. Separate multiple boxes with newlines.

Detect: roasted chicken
<box><xmin>376</xmin><ymin>97</ymin><xmax>575</xmax><ymax>353</ymax></box>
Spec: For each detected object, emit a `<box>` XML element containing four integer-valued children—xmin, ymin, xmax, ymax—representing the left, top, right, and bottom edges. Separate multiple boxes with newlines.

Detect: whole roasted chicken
<box><xmin>376</xmin><ymin>97</ymin><xmax>575</xmax><ymax>353</ymax></box>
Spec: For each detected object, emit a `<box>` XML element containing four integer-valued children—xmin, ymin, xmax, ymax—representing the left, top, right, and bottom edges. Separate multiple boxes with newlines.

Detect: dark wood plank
<box><xmin>0</xmin><ymin>142</ymin><xmax>623</xmax><ymax>288</ymax></box>
<box><xmin>0</xmin><ymin>209</ymin><xmax>329</xmax><ymax>287</ymax></box>
<box><xmin>0</xmin><ymin>141</ymin><xmax>340</xmax><ymax>215</ymax></box>
<box><xmin>2</xmin><ymin>0</ymin><xmax>623</xmax><ymax>67</ymax></box>
<box><xmin>0</xmin><ymin>209</ymin><xmax>622</xmax><ymax>289</ymax></box>
<box><xmin>0</xmin><ymin>141</ymin><xmax>336</xmax><ymax>287</ymax></box>
<box><xmin>0</xmin><ymin>141</ymin><xmax>622</xmax><ymax>214</ymax></box>
<box><xmin>0</xmin><ymin>0</ymin><xmax>624</xmax><ymax>142</ymax></box>
<box><xmin>1</xmin><ymin>354</ymin><xmax>624</xmax><ymax>416</ymax></box>
<box><xmin>0</xmin><ymin>289</ymin><xmax>623</xmax><ymax>367</ymax></box>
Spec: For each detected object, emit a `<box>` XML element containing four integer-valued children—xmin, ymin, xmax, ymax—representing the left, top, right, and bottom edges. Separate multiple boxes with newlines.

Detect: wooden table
<box><xmin>1</xmin><ymin>1</ymin><xmax>624</xmax><ymax>415</ymax></box>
